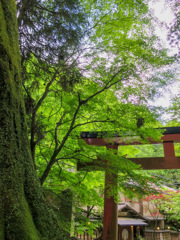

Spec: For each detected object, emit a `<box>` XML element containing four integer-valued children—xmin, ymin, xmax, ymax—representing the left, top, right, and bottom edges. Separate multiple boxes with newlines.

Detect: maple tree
<box><xmin>143</xmin><ymin>189</ymin><xmax>180</xmax><ymax>231</ymax></box>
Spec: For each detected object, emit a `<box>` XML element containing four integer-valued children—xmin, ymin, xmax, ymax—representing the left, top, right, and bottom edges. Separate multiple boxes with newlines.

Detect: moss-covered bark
<box><xmin>0</xmin><ymin>0</ymin><xmax>70</xmax><ymax>239</ymax></box>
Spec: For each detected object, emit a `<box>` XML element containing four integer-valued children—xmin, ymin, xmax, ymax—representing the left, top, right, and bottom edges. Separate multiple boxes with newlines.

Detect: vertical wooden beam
<box><xmin>163</xmin><ymin>141</ymin><xmax>175</xmax><ymax>157</ymax></box>
<box><xmin>163</xmin><ymin>141</ymin><xmax>178</xmax><ymax>168</ymax></box>
<box><xmin>103</xmin><ymin>145</ymin><xmax>118</xmax><ymax>240</ymax></box>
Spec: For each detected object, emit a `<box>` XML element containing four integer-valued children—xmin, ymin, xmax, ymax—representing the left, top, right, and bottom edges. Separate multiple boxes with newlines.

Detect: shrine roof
<box><xmin>118</xmin><ymin>203</ymin><xmax>146</xmax><ymax>220</ymax></box>
<box><xmin>118</xmin><ymin>218</ymin><xmax>148</xmax><ymax>226</ymax></box>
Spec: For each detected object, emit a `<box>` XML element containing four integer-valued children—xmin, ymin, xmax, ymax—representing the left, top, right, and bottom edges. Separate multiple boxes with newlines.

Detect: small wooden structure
<box><xmin>79</xmin><ymin>127</ymin><xmax>180</xmax><ymax>240</ymax></box>
<box><xmin>118</xmin><ymin>203</ymin><xmax>148</xmax><ymax>240</ymax></box>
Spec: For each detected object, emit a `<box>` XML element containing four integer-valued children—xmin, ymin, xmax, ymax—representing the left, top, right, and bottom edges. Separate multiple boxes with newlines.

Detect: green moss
<box><xmin>4</xmin><ymin>194</ymin><xmax>40</xmax><ymax>240</ymax></box>
<box><xmin>0</xmin><ymin>0</ymin><xmax>23</xmax><ymax>107</ymax></box>
<box><xmin>0</xmin><ymin>1</ymin><xmax>70</xmax><ymax>239</ymax></box>
<box><xmin>0</xmin><ymin>197</ymin><xmax>5</xmax><ymax>240</ymax></box>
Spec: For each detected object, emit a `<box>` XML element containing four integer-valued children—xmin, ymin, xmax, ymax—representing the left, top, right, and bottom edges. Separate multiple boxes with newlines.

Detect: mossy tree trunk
<box><xmin>0</xmin><ymin>0</ymin><xmax>69</xmax><ymax>239</ymax></box>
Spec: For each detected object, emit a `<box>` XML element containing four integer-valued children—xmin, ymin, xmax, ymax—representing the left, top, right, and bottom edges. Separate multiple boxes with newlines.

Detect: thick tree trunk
<box><xmin>0</xmin><ymin>0</ymin><xmax>69</xmax><ymax>239</ymax></box>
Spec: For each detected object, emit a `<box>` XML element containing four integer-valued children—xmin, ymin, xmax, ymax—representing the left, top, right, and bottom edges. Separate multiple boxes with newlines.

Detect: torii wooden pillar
<box><xmin>79</xmin><ymin>127</ymin><xmax>180</xmax><ymax>240</ymax></box>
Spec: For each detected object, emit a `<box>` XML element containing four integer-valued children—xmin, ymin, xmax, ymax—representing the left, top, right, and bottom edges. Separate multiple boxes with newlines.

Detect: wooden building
<box><xmin>118</xmin><ymin>203</ymin><xmax>148</xmax><ymax>240</ymax></box>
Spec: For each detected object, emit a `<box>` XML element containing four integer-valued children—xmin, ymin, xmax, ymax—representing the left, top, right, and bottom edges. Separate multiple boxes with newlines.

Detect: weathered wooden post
<box><xmin>103</xmin><ymin>144</ymin><xmax>118</xmax><ymax>240</ymax></box>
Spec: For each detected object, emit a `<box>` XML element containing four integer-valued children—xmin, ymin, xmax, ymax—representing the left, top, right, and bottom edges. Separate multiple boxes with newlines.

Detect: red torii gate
<box><xmin>79</xmin><ymin>127</ymin><xmax>180</xmax><ymax>240</ymax></box>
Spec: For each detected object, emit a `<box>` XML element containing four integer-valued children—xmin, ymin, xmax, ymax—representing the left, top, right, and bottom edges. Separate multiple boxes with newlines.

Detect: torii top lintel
<box><xmin>81</xmin><ymin>127</ymin><xmax>180</xmax><ymax>146</ymax></box>
<box><xmin>80</xmin><ymin>127</ymin><xmax>180</xmax><ymax>170</ymax></box>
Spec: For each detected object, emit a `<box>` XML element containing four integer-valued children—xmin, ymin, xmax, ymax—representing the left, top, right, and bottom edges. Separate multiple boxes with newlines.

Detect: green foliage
<box><xmin>166</xmin><ymin>0</ymin><xmax>180</xmax><ymax>57</ymax></box>
<box><xmin>17</xmin><ymin>0</ymin><xmax>87</xmax><ymax>63</ymax></box>
<box><xmin>0</xmin><ymin>0</ymin><xmax>70</xmax><ymax>239</ymax></box>
<box><xmin>143</xmin><ymin>188</ymin><xmax>180</xmax><ymax>231</ymax></box>
<box><xmin>156</xmin><ymin>189</ymin><xmax>180</xmax><ymax>230</ymax></box>
<box><xmin>168</xmin><ymin>94</ymin><xmax>180</xmax><ymax>122</ymax></box>
<box><xmin>135</xmin><ymin>235</ymin><xmax>145</xmax><ymax>240</ymax></box>
<box><xmin>19</xmin><ymin>0</ymin><xmax>179</xmax><ymax>234</ymax></box>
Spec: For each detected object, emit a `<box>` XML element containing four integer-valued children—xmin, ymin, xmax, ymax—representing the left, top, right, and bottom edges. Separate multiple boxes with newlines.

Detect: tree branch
<box><xmin>72</xmin><ymin>119</ymin><xmax>115</xmax><ymax>130</ymax></box>
<box><xmin>35</xmin><ymin>131</ymin><xmax>50</xmax><ymax>145</ymax></box>
<box><xmin>81</xmin><ymin>68</ymin><xmax>125</xmax><ymax>104</ymax></box>
<box><xmin>55</xmin><ymin>113</ymin><xmax>66</xmax><ymax>149</ymax></box>
<box><xmin>40</xmin><ymin>69</ymin><xmax>125</xmax><ymax>184</ymax></box>
<box><xmin>40</xmin><ymin>101</ymin><xmax>82</xmax><ymax>185</ymax></box>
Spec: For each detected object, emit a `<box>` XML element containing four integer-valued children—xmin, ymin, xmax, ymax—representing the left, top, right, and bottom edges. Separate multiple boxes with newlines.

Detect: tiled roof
<box><xmin>118</xmin><ymin>218</ymin><xmax>148</xmax><ymax>226</ymax></box>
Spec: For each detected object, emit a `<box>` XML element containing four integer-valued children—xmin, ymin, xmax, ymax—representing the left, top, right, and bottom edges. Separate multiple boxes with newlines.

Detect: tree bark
<box><xmin>0</xmin><ymin>0</ymin><xmax>69</xmax><ymax>239</ymax></box>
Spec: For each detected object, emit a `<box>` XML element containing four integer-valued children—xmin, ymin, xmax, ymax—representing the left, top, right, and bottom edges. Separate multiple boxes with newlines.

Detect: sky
<box><xmin>149</xmin><ymin>0</ymin><xmax>175</xmax><ymax>40</ymax></box>
<box><xmin>148</xmin><ymin>0</ymin><xmax>179</xmax><ymax>121</ymax></box>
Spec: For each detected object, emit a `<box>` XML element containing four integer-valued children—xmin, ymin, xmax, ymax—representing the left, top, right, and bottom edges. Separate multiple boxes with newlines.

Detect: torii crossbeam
<box><xmin>78</xmin><ymin>127</ymin><xmax>180</xmax><ymax>240</ymax></box>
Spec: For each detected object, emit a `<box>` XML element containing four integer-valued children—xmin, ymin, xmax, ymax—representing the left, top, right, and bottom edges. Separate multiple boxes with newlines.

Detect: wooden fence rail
<box><xmin>71</xmin><ymin>229</ymin><xmax>102</xmax><ymax>240</ymax></box>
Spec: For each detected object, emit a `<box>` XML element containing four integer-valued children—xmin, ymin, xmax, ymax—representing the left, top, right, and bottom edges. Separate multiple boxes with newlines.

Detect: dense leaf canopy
<box><xmin>17</xmin><ymin>0</ymin><xmax>87</xmax><ymax>63</ymax></box>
